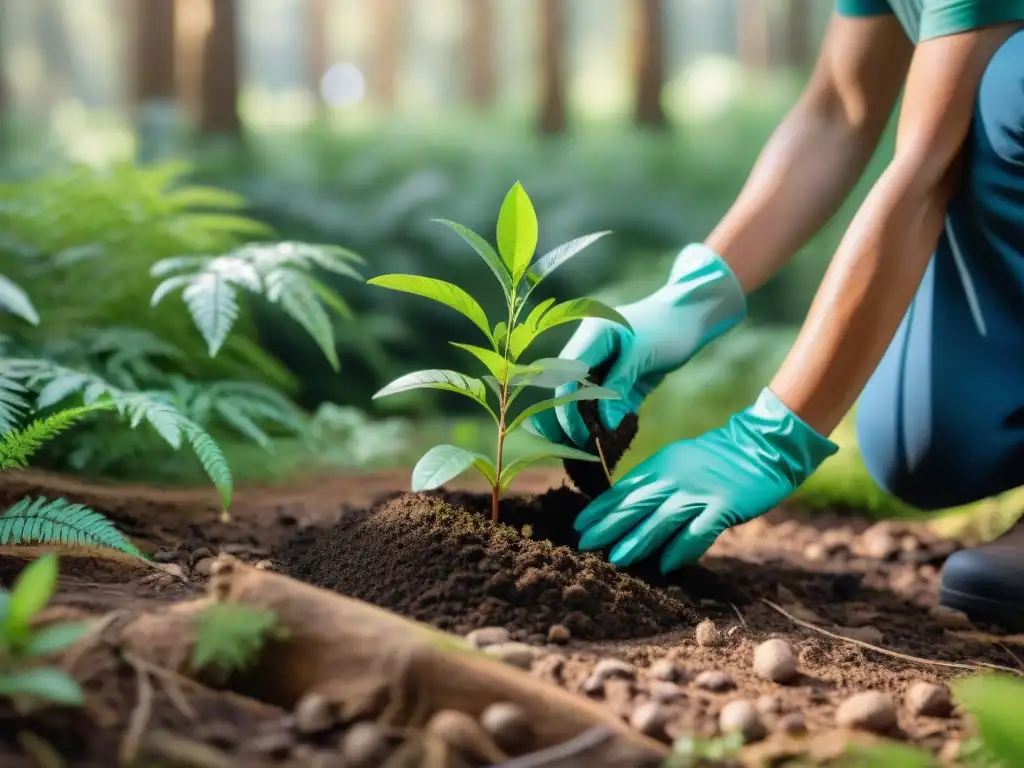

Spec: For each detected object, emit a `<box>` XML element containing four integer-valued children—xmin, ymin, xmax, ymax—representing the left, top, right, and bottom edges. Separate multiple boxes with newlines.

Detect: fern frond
<box><xmin>191</xmin><ymin>603</ymin><xmax>283</xmax><ymax>680</ymax></box>
<box><xmin>0</xmin><ymin>496</ymin><xmax>141</xmax><ymax>556</ymax></box>
<box><xmin>263</xmin><ymin>269</ymin><xmax>340</xmax><ymax>369</ymax></box>
<box><xmin>0</xmin><ymin>404</ymin><xmax>112</xmax><ymax>470</ymax></box>
<box><xmin>182</xmin><ymin>421</ymin><xmax>232</xmax><ymax>509</ymax></box>
<box><xmin>0</xmin><ymin>377</ymin><xmax>30</xmax><ymax>435</ymax></box>
<box><xmin>0</xmin><ymin>274</ymin><xmax>39</xmax><ymax>325</ymax></box>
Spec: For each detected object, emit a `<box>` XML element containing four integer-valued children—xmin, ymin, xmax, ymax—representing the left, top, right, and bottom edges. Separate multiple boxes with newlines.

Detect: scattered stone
<box><xmin>905</xmin><ymin>681</ymin><xmax>952</xmax><ymax>717</ymax></box>
<box><xmin>650</xmin><ymin>681</ymin><xmax>686</xmax><ymax>703</ymax></box>
<box><xmin>930</xmin><ymin>605</ymin><xmax>973</xmax><ymax>631</ymax></box>
<box><xmin>753</xmin><ymin>639</ymin><xmax>799</xmax><ymax>684</ymax></box>
<box><xmin>859</xmin><ymin>523</ymin><xmax>900</xmax><ymax>560</ymax></box>
<box><xmin>835</xmin><ymin>691</ymin><xmax>896</xmax><ymax>733</ymax></box>
<box><xmin>900</xmin><ymin>534</ymin><xmax>920</xmax><ymax>553</ymax></box>
<box><xmin>648</xmin><ymin>658</ymin><xmax>679</xmax><ymax>682</ymax></box>
<box><xmin>427</xmin><ymin>710</ymin><xmax>506</xmax><ymax>763</ymax></box>
<box><xmin>192</xmin><ymin>558</ymin><xmax>215</xmax><ymax>578</ymax></box>
<box><xmin>546</xmin><ymin>624</ymin><xmax>571</xmax><ymax>644</ymax></box>
<box><xmin>467</xmin><ymin>627</ymin><xmax>511</xmax><ymax>649</ymax></box>
<box><xmin>837</xmin><ymin>625</ymin><xmax>884</xmax><ymax>645</ymax></box>
<box><xmin>803</xmin><ymin>543</ymin><xmax>828</xmax><ymax>563</ymax></box>
<box><xmin>755</xmin><ymin>694</ymin><xmax>784</xmax><ymax>716</ymax></box>
<box><xmin>777</xmin><ymin>712</ymin><xmax>807</xmax><ymax>735</ymax></box>
<box><xmin>719</xmin><ymin>700</ymin><xmax>766</xmax><ymax>742</ymax></box>
<box><xmin>483</xmin><ymin>642</ymin><xmax>536</xmax><ymax>670</ymax></box>
<box><xmin>480</xmin><ymin>702</ymin><xmax>531</xmax><ymax>752</ymax></box>
<box><xmin>341</xmin><ymin>722</ymin><xmax>392</xmax><ymax>768</ymax></box>
<box><xmin>190</xmin><ymin>546</ymin><xmax>214</xmax><ymax>564</ymax></box>
<box><xmin>152</xmin><ymin>548</ymin><xmax>180</xmax><ymax>563</ymax></box>
<box><xmin>142</xmin><ymin>562</ymin><xmax>187</xmax><ymax>587</ymax></box>
<box><xmin>244</xmin><ymin>730</ymin><xmax>294</xmax><ymax>758</ymax></box>
<box><xmin>582</xmin><ymin>673</ymin><xmax>606</xmax><ymax>696</ymax></box>
<box><xmin>254</xmin><ymin>559</ymin><xmax>273</xmax><ymax>570</ymax></box>
<box><xmin>630</xmin><ymin>702</ymin><xmax>668</xmax><ymax>740</ymax></box>
<box><xmin>591</xmin><ymin>658</ymin><xmax>636</xmax><ymax>682</ymax></box>
<box><xmin>726</xmin><ymin>625</ymin><xmax>745</xmax><ymax>641</ymax></box>
<box><xmin>939</xmin><ymin>739</ymin><xmax>961</xmax><ymax>763</ymax></box>
<box><xmin>695</xmin><ymin>670</ymin><xmax>735</xmax><ymax>692</ymax></box>
<box><xmin>603</xmin><ymin>679</ymin><xmax>635</xmax><ymax>720</ymax></box>
<box><xmin>294</xmin><ymin>693</ymin><xmax>335</xmax><ymax>734</ymax></box>
<box><xmin>695</xmin><ymin>619</ymin><xmax>722</xmax><ymax>648</ymax></box>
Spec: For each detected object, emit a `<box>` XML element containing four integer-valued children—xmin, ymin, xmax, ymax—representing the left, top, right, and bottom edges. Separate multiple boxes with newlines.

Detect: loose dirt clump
<box><xmin>280</xmin><ymin>487</ymin><xmax>698</xmax><ymax>640</ymax></box>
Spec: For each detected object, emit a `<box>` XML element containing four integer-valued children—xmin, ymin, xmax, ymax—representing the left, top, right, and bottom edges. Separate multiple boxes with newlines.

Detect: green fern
<box><xmin>0</xmin><ymin>497</ymin><xmax>141</xmax><ymax>556</ymax></box>
<box><xmin>150</xmin><ymin>242</ymin><xmax>364</xmax><ymax>366</ymax></box>
<box><xmin>191</xmin><ymin>603</ymin><xmax>285</xmax><ymax>681</ymax></box>
<box><xmin>0</xmin><ymin>404</ymin><xmax>113</xmax><ymax>471</ymax></box>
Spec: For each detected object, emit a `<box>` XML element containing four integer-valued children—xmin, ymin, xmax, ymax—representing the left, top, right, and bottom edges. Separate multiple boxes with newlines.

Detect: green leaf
<box><xmin>23</xmin><ymin>621</ymin><xmax>92</xmax><ymax>657</ymax></box>
<box><xmin>507</xmin><ymin>386</ymin><xmax>619</xmax><ymax>432</ymax></box>
<box><xmin>6</xmin><ymin>555</ymin><xmax>58</xmax><ymax>645</ymax></box>
<box><xmin>526</xmin><ymin>231</ymin><xmax>611</xmax><ymax>287</ymax></box>
<box><xmin>537</xmin><ymin>298</ymin><xmax>632</xmax><ymax>335</ymax></box>
<box><xmin>411</xmin><ymin>445</ymin><xmax>491</xmax><ymax>491</ymax></box>
<box><xmin>265</xmin><ymin>269</ymin><xmax>340</xmax><ymax>370</ymax></box>
<box><xmin>0</xmin><ymin>275</ymin><xmax>40</xmax><ymax>325</ymax></box>
<box><xmin>844</xmin><ymin>742</ymin><xmax>938</xmax><ymax>768</ymax></box>
<box><xmin>0</xmin><ymin>668</ymin><xmax>84</xmax><ymax>706</ymax></box>
<box><xmin>432</xmin><ymin>219</ymin><xmax>513</xmax><ymax>301</ymax></box>
<box><xmin>509</xmin><ymin>298</ymin><xmax>555</xmax><ymax>360</ymax></box>
<box><xmin>954</xmin><ymin>675</ymin><xmax>1024</xmax><ymax>763</ymax></box>
<box><xmin>181</xmin><ymin>271</ymin><xmax>240</xmax><ymax>358</ymax></box>
<box><xmin>498</xmin><ymin>439</ymin><xmax>603</xmax><ymax>490</ymax></box>
<box><xmin>373</xmin><ymin>370</ymin><xmax>488</xmax><ymax>407</ymax></box>
<box><xmin>472</xmin><ymin>457</ymin><xmax>498</xmax><ymax>487</ymax></box>
<box><xmin>496</xmin><ymin>182</ymin><xmax>538</xmax><ymax>287</ymax></box>
<box><xmin>507</xmin><ymin>358</ymin><xmax>590</xmax><ymax>389</ymax></box>
<box><xmin>192</xmin><ymin>603</ymin><xmax>284</xmax><ymax>680</ymax></box>
<box><xmin>368</xmin><ymin>274</ymin><xmax>492</xmax><ymax>341</ymax></box>
<box><xmin>514</xmin><ymin>433</ymin><xmax>601</xmax><ymax>463</ymax></box>
<box><xmin>450</xmin><ymin>343</ymin><xmax>526</xmax><ymax>384</ymax></box>
<box><xmin>492</xmin><ymin>322</ymin><xmax>508</xmax><ymax>351</ymax></box>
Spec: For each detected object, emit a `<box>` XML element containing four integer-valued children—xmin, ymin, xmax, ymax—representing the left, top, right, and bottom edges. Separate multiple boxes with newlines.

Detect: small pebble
<box><xmin>467</xmin><ymin>627</ymin><xmax>511</xmax><ymax>649</ymax></box>
<box><xmin>930</xmin><ymin>605</ymin><xmax>973</xmax><ymax>631</ymax></box>
<box><xmin>650</xmin><ymin>681</ymin><xmax>686</xmax><ymax>703</ymax></box>
<box><xmin>152</xmin><ymin>548</ymin><xmax>180</xmax><ymax>563</ymax></box>
<box><xmin>753</xmin><ymin>639</ymin><xmax>799</xmax><ymax>684</ymax></box>
<box><xmin>859</xmin><ymin>524</ymin><xmax>900</xmax><ymax>560</ymax></box>
<box><xmin>582</xmin><ymin>673</ymin><xmax>606</xmax><ymax>695</ymax></box>
<box><xmin>694</xmin><ymin>670</ymin><xmax>735</xmax><ymax>692</ymax></box>
<box><xmin>718</xmin><ymin>700</ymin><xmax>766</xmax><ymax>742</ymax></box>
<box><xmin>294</xmin><ymin>693</ymin><xmax>335</xmax><ymax>734</ymax></box>
<box><xmin>192</xmin><ymin>557</ymin><xmax>215</xmax><ymax>577</ymax></box>
<box><xmin>755</xmin><ymin>694</ymin><xmax>784</xmax><ymax>716</ymax></box>
<box><xmin>695</xmin><ymin>619</ymin><xmax>722</xmax><ymax>648</ymax></box>
<box><xmin>835</xmin><ymin>691</ymin><xmax>896</xmax><ymax>733</ymax></box>
<box><xmin>341</xmin><ymin>722</ymin><xmax>391</xmax><ymax>768</ymax></box>
<box><xmin>648</xmin><ymin>658</ymin><xmax>679</xmax><ymax>682</ymax></box>
<box><xmin>905</xmin><ymin>681</ymin><xmax>952</xmax><ymax>717</ymax></box>
<box><xmin>803</xmin><ymin>543</ymin><xmax>828</xmax><ymax>562</ymax></box>
<box><xmin>480</xmin><ymin>702</ymin><xmax>531</xmax><ymax>752</ymax></box>
<box><xmin>777</xmin><ymin>712</ymin><xmax>807</xmax><ymax>735</ymax></box>
<box><xmin>592</xmin><ymin>658</ymin><xmax>636</xmax><ymax>682</ymax></box>
<box><xmin>546</xmin><ymin>624</ymin><xmax>571</xmax><ymax>644</ymax></box>
<box><xmin>939</xmin><ymin>739</ymin><xmax>961</xmax><ymax>762</ymax></box>
<box><xmin>483</xmin><ymin>643</ymin><xmax>536</xmax><ymax>670</ymax></box>
<box><xmin>630</xmin><ymin>702</ymin><xmax>668</xmax><ymax>740</ymax></box>
<box><xmin>190</xmin><ymin>546</ymin><xmax>214</xmax><ymax>564</ymax></box>
<box><xmin>427</xmin><ymin>710</ymin><xmax>506</xmax><ymax>763</ymax></box>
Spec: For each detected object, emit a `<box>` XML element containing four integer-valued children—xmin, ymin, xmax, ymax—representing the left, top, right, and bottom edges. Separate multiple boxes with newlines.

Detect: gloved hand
<box><xmin>574</xmin><ymin>387</ymin><xmax>838</xmax><ymax>572</ymax></box>
<box><xmin>531</xmin><ymin>243</ymin><xmax>746</xmax><ymax>449</ymax></box>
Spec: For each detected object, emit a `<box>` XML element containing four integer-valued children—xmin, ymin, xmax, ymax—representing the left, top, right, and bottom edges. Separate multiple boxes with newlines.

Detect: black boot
<box><xmin>939</xmin><ymin>520</ymin><xmax>1024</xmax><ymax>630</ymax></box>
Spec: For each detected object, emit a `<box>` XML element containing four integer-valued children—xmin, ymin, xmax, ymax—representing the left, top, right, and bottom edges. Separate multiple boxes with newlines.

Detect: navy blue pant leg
<box><xmin>856</xmin><ymin>30</ymin><xmax>1024</xmax><ymax>511</ymax></box>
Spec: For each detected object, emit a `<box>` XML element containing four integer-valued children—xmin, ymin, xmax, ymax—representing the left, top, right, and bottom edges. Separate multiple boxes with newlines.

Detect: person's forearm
<box><xmin>769</xmin><ymin>156</ymin><xmax>956</xmax><ymax>435</ymax></box>
<box><xmin>705</xmin><ymin>101</ymin><xmax>886</xmax><ymax>294</ymax></box>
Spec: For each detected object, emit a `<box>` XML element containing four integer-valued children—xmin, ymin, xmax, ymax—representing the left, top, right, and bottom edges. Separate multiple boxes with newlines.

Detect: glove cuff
<box><xmin>666</xmin><ymin>243</ymin><xmax>747</xmax><ymax>340</ymax></box>
<box><xmin>736</xmin><ymin>387</ymin><xmax>839</xmax><ymax>486</ymax></box>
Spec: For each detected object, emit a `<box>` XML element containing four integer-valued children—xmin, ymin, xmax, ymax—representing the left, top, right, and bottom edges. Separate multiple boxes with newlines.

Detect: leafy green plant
<box><xmin>369</xmin><ymin>182</ymin><xmax>630</xmax><ymax>521</ymax></box>
<box><xmin>0</xmin><ymin>555</ymin><xmax>92</xmax><ymax>709</ymax></box>
<box><xmin>191</xmin><ymin>603</ymin><xmax>286</xmax><ymax>683</ymax></box>
<box><xmin>663</xmin><ymin>731</ymin><xmax>744</xmax><ymax>767</ymax></box>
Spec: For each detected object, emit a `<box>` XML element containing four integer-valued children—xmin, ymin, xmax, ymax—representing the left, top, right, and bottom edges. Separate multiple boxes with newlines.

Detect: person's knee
<box><xmin>975</xmin><ymin>30</ymin><xmax>1024</xmax><ymax>164</ymax></box>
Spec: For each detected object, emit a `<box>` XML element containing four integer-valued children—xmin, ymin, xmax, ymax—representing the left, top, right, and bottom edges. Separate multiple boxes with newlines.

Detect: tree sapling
<box><xmin>369</xmin><ymin>182</ymin><xmax>631</xmax><ymax>522</ymax></box>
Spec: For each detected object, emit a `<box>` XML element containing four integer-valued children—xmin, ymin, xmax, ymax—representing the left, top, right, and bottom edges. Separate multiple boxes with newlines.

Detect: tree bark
<box><xmin>465</xmin><ymin>0</ymin><xmax>496</xmax><ymax>108</ymax></box>
<box><xmin>370</xmin><ymin>0</ymin><xmax>404</xmax><ymax>108</ymax></box>
<box><xmin>736</xmin><ymin>0</ymin><xmax>771</xmax><ymax>72</ymax></box>
<box><xmin>133</xmin><ymin>0</ymin><xmax>177</xmax><ymax>105</ymax></box>
<box><xmin>538</xmin><ymin>0</ymin><xmax>567</xmax><ymax>135</ymax></box>
<box><xmin>198</xmin><ymin>0</ymin><xmax>242</xmax><ymax>137</ymax></box>
<box><xmin>633</xmin><ymin>0</ymin><xmax>667</xmax><ymax>129</ymax></box>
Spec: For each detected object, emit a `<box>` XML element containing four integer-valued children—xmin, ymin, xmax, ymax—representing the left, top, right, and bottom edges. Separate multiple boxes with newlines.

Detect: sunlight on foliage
<box><xmin>191</xmin><ymin>603</ymin><xmax>286</xmax><ymax>683</ymax></box>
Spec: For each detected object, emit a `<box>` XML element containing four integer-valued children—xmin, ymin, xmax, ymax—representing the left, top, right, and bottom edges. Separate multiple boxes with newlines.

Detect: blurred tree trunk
<box><xmin>736</xmin><ymin>0</ymin><xmax>771</xmax><ymax>72</ymax></box>
<box><xmin>370</xmin><ymin>0</ymin><xmax>405</xmax><ymax>107</ymax></box>
<box><xmin>198</xmin><ymin>0</ymin><xmax>242</xmax><ymax>137</ymax></box>
<box><xmin>538</xmin><ymin>0</ymin><xmax>566</xmax><ymax>135</ymax></box>
<box><xmin>465</xmin><ymin>0</ymin><xmax>496</xmax><ymax>108</ymax></box>
<box><xmin>133</xmin><ymin>0</ymin><xmax>177</xmax><ymax>106</ymax></box>
<box><xmin>633</xmin><ymin>0</ymin><xmax>667</xmax><ymax>129</ymax></box>
<box><xmin>308</xmin><ymin>0</ymin><xmax>328</xmax><ymax>111</ymax></box>
<box><xmin>0</xmin><ymin>3</ymin><xmax>7</xmax><ymax>159</ymax></box>
<box><xmin>784</xmin><ymin>0</ymin><xmax>814</xmax><ymax>68</ymax></box>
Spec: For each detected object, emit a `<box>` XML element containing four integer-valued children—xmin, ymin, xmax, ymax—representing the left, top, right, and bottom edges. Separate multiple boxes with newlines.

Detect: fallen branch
<box><xmin>761</xmin><ymin>598</ymin><xmax>1022</xmax><ymax>676</ymax></box>
<box><xmin>120</xmin><ymin>556</ymin><xmax>668</xmax><ymax>765</ymax></box>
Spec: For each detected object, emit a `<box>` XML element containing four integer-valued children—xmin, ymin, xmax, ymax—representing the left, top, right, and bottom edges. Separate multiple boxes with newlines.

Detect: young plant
<box><xmin>191</xmin><ymin>602</ymin><xmax>286</xmax><ymax>684</ymax></box>
<box><xmin>369</xmin><ymin>182</ymin><xmax>630</xmax><ymax>522</ymax></box>
<box><xmin>0</xmin><ymin>555</ymin><xmax>93</xmax><ymax>710</ymax></box>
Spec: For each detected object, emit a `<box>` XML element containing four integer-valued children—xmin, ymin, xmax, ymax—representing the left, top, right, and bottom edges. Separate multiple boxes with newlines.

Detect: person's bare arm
<box><xmin>771</xmin><ymin>23</ymin><xmax>1021</xmax><ymax>435</ymax></box>
<box><xmin>706</xmin><ymin>13</ymin><xmax>912</xmax><ymax>292</ymax></box>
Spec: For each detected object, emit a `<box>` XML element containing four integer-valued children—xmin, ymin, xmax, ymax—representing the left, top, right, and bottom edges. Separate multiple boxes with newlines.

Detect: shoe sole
<box><xmin>939</xmin><ymin>586</ymin><xmax>1024</xmax><ymax>632</ymax></box>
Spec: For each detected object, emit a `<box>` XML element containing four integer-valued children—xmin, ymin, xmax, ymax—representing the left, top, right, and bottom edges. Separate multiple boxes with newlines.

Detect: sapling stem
<box><xmin>492</xmin><ymin>300</ymin><xmax>517</xmax><ymax>523</ymax></box>
<box><xmin>594</xmin><ymin>437</ymin><xmax>613</xmax><ymax>487</ymax></box>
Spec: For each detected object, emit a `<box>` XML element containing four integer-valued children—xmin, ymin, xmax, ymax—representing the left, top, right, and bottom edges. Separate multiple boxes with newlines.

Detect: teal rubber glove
<box><xmin>531</xmin><ymin>243</ymin><xmax>746</xmax><ymax>448</ymax></box>
<box><xmin>575</xmin><ymin>388</ymin><xmax>838</xmax><ymax>572</ymax></box>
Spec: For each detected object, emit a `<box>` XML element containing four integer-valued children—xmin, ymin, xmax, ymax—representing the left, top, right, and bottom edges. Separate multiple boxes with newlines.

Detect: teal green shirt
<box><xmin>836</xmin><ymin>0</ymin><xmax>1024</xmax><ymax>41</ymax></box>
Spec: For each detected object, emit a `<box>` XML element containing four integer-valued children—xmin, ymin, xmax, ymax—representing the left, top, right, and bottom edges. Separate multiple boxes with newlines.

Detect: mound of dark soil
<box><xmin>279</xmin><ymin>486</ymin><xmax>702</xmax><ymax>641</ymax></box>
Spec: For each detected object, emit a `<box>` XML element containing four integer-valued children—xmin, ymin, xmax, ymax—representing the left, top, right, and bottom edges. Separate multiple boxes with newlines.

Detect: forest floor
<box><xmin>0</xmin><ymin>468</ymin><xmax>1020</xmax><ymax>767</ymax></box>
